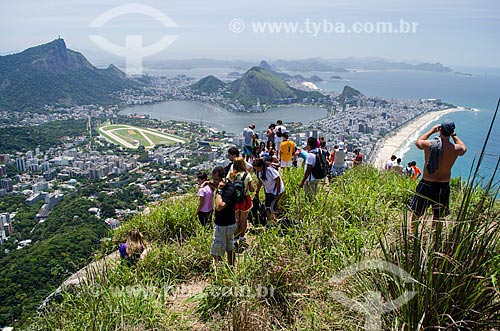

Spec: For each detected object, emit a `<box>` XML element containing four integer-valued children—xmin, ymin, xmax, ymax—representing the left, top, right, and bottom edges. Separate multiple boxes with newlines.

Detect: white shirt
<box><xmin>274</xmin><ymin>125</ymin><xmax>287</xmax><ymax>143</ymax></box>
<box><xmin>258</xmin><ymin>167</ymin><xmax>285</xmax><ymax>195</ymax></box>
<box><xmin>305</xmin><ymin>148</ymin><xmax>318</xmax><ymax>181</ymax></box>
<box><xmin>385</xmin><ymin>159</ymin><xmax>395</xmax><ymax>170</ymax></box>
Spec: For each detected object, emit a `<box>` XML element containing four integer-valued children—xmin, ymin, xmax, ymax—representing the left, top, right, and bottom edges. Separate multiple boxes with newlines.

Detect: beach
<box><xmin>373</xmin><ymin>107</ymin><xmax>466</xmax><ymax>169</ymax></box>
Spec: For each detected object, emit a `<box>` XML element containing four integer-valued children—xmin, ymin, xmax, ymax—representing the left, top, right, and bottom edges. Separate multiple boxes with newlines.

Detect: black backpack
<box><xmin>233</xmin><ymin>172</ymin><xmax>248</xmax><ymax>203</ymax></box>
<box><xmin>251</xmin><ymin>196</ymin><xmax>267</xmax><ymax>226</ymax></box>
<box><xmin>311</xmin><ymin>149</ymin><xmax>329</xmax><ymax>179</ymax></box>
<box><xmin>276</xmin><ymin>127</ymin><xmax>283</xmax><ymax>137</ymax></box>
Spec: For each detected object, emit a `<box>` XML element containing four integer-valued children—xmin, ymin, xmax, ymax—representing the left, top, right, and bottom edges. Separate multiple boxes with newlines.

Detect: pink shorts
<box><xmin>235</xmin><ymin>195</ymin><xmax>253</xmax><ymax>212</ymax></box>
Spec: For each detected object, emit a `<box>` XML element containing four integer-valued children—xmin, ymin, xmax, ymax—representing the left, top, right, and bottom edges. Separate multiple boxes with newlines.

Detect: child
<box><xmin>194</xmin><ymin>172</ymin><xmax>214</xmax><ymax>226</ymax></box>
<box><xmin>119</xmin><ymin>229</ymin><xmax>148</xmax><ymax>266</ymax></box>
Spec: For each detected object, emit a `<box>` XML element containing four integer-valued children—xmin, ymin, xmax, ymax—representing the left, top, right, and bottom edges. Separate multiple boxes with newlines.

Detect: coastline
<box><xmin>372</xmin><ymin>107</ymin><xmax>467</xmax><ymax>169</ymax></box>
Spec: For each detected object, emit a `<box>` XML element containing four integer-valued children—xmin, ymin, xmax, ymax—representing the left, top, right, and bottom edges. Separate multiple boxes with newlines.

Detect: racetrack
<box><xmin>98</xmin><ymin>124</ymin><xmax>185</xmax><ymax>149</ymax></box>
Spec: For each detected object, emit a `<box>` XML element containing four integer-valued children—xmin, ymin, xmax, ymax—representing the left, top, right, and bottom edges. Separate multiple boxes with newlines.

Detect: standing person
<box><xmin>331</xmin><ymin>142</ymin><xmax>347</xmax><ymax>177</ymax></box>
<box><xmin>295</xmin><ymin>145</ymin><xmax>308</xmax><ymax>168</ymax></box>
<box><xmin>279</xmin><ymin>132</ymin><xmax>296</xmax><ymax>170</ymax></box>
<box><xmin>403</xmin><ymin>162</ymin><xmax>414</xmax><ymax>177</ymax></box>
<box><xmin>352</xmin><ymin>149</ymin><xmax>363</xmax><ymax>167</ymax></box>
<box><xmin>266</xmin><ymin>148</ymin><xmax>280</xmax><ymax>169</ymax></box>
<box><xmin>225</xmin><ymin>146</ymin><xmax>252</xmax><ymax>176</ymax></box>
<box><xmin>411</xmin><ymin>161</ymin><xmax>422</xmax><ymax>180</ymax></box>
<box><xmin>210</xmin><ymin>166</ymin><xmax>237</xmax><ymax>266</ymax></box>
<box><xmin>299</xmin><ymin>137</ymin><xmax>322</xmax><ymax>196</ymax></box>
<box><xmin>385</xmin><ymin>155</ymin><xmax>397</xmax><ymax>170</ymax></box>
<box><xmin>409</xmin><ymin>120</ymin><xmax>466</xmax><ymax>229</ymax></box>
<box><xmin>194</xmin><ymin>172</ymin><xmax>214</xmax><ymax>226</ymax></box>
<box><xmin>227</xmin><ymin>157</ymin><xmax>255</xmax><ymax>245</ymax></box>
<box><xmin>251</xmin><ymin>133</ymin><xmax>260</xmax><ymax>161</ymax></box>
<box><xmin>266</xmin><ymin>123</ymin><xmax>276</xmax><ymax>150</ymax></box>
<box><xmin>274</xmin><ymin>120</ymin><xmax>287</xmax><ymax>152</ymax></box>
<box><xmin>392</xmin><ymin>158</ymin><xmax>404</xmax><ymax>174</ymax></box>
<box><xmin>259</xmin><ymin>141</ymin><xmax>267</xmax><ymax>154</ymax></box>
<box><xmin>253</xmin><ymin>158</ymin><xmax>284</xmax><ymax>222</ymax></box>
<box><xmin>119</xmin><ymin>229</ymin><xmax>149</xmax><ymax>266</ymax></box>
<box><xmin>242</xmin><ymin>124</ymin><xmax>255</xmax><ymax>162</ymax></box>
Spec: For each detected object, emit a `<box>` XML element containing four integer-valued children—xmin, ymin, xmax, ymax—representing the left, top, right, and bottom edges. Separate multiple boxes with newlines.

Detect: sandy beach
<box><xmin>373</xmin><ymin>107</ymin><xmax>466</xmax><ymax>169</ymax></box>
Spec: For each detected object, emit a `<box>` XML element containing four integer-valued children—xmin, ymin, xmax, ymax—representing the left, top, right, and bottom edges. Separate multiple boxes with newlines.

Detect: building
<box><xmin>0</xmin><ymin>179</ymin><xmax>13</xmax><ymax>192</ymax></box>
<box><xmin>0</xmin><ymin>213</ymin><xmax>7</xmax><ymax>245</ymax></box>
<box><xmin>0</xmin><ymin>164</ymin><xmax>6</xmax><ymax>177</ymax></box>
<box><xmin>0</xmin><ymin>154</ymin><xmax>10</xmax><ymax>163</ymax></box>
<box><xmin>16</xmin><ymin>157</ymin><xmax>27</xmax><ymax>172</ymax></box>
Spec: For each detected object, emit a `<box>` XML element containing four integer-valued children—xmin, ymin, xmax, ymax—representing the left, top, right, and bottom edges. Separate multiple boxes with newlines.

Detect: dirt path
<box><xmin>170</xmin><ymin>278</ymin><xmax>210</xmax><ymax>330</ymax></box>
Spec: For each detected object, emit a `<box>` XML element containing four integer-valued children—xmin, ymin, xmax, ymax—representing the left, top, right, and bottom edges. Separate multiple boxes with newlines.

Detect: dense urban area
<box><xmin>0</xmin><ymin>66</ymin><xmax>452</xmax><ymax>328</ymax></box>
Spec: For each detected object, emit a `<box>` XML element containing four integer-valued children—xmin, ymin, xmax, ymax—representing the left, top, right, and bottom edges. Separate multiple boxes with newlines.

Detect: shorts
<box><xmin>409</xmin><ymin>179</ymin><xmax>450</xmax><ymax>219</ymax></box>
<box><xmin>198</xmin><ymin>210</ymin><xmax>212</xmax><ymax>226</ymax></box>
<box><xmin>304</xmin><ymin>179</ymin><xmax>320</xmax><ymax>196</ymax></box>
<box><xmin>210</xmin><ymin>223</ymin><xmax>237</xmax><ymax>257</ymax></box>
<box><xmin>265</xmin><ymin>192</ymin><xmax>279</xmax><ymax>214</ymax></box>
<box><xmin>242</xmin><ymin>145</ymin><xmax>253</xmax><ymax>156</ymax></box>
<box><xmin>331</xmin><ymin>165</ymin><xmax>345</xmax><ymax>176</ymax></box>
<box><xmin>235</xmin><ymin>195</ymin><xmax>252</xmax><ymax>212</ymax></box>
<box><xmin>280</xmin><ymin>160</ymin><xmax>293</xmax><ymax>168</ymax></box>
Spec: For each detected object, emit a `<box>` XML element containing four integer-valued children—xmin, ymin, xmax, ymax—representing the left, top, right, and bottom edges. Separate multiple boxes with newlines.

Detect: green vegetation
<box><xmin>28</xmin><ymin>165</ymin><xmax>499</xmax><ymax>330</ymax></box>
<box><xmin>0</xmin><ymin>119</ymin><xmax>90</xmax><ymax>153</ymax></box>
<box><xmin>0</xmin><ymin>195</ymin><xmax>42</xmax><ymax>253</ymax></box>
<box><xmin>0</xmin><ymin>195</ymin><xmax>108</xmax><ymax>326</ymax></box>
<box><xmin>0</xmin><ymin>39</ymin><xmax>135</xmax><ymax>111</ymax></box>
<box><xmin>0</xmin><ymin>181</ymin><xmax>148</xmax><ymax>327</ymax></box>
<box><xmin>228</xmin><ymin>66</ymin><xmax>324</xmax><ymax>108</ymax></box>
<box><xmin>190</xmin><ymin>75</ymin><xmax>226</xmax><ymax>94</ymax></box>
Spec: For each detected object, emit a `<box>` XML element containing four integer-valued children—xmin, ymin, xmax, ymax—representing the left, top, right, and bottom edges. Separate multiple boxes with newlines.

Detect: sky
<box><xmin>1</xmin><ymin>0</ymin><xmax>499</xmax><ymax>68</ymax></box>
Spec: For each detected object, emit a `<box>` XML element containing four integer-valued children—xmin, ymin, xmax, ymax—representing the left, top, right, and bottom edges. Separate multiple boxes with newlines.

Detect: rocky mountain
<box><xmin>273</xmin><ymin>57</ymin><xmax>452</xmax><ymax>73</ymax></box>
<box><xmin>189</xmin><ymin>75</ymin><xmax>226</xmax><ymax>94</ymax></box>
<box><xmin>0</xmin><ymin>38</ymin><xmax>135</xmax><ymax>111</ymax></box>
<box><xmin>228</xmin><ymin>66</ymin><xmax>324</xmax><ymax>107</ymax></box>
<box><xmin>339</xmin><ymin>85</ymin><xmax>363</xmax><ymax>104</ymax></box>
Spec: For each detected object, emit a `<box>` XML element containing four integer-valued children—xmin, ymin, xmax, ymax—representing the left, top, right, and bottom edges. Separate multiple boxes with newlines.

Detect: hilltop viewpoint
<box><xmin>28</xmin><ymin>165</ymin><xmax>500</xmax><ymax>330</ymax></box>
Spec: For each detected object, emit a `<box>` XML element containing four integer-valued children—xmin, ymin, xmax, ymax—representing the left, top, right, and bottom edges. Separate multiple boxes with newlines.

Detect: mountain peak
<box><xmin>13</xmin><ymin>38</ymin><xmax>95</xmax><ymax>74</ymax></box>
<box><xmin>259</xmin><ymin>60</ymin><xmax>273</xmax><ymax>71</ymax></box>
<box><xmin>0</xmin><ymin>39</ymin><xmax>133</xmax><ymax>110</ymax></box>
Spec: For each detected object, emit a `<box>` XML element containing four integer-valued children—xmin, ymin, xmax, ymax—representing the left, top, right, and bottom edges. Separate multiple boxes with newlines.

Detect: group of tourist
<box><xmin>119</xmin><ymin>119</ymin><xmax>466</xmax><ymax>269</ymax></box>
<box><xmin>384</xmin><ymin>155</ymin><xmax>422</xmax><ymax>180</ymax></box>
<box><xmin>194</xmin><ymin>121</ymin><xmax>368</xmax><ymax>265</ymax></box>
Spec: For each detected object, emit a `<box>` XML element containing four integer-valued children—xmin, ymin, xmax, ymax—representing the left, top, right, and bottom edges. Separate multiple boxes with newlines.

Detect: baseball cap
<box><xmin>440</xmin><ymin>119</ymin><xmax>455</xmax><ymax>136</ymax></box>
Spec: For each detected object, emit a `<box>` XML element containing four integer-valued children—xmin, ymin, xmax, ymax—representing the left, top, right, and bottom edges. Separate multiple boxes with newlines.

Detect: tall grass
<box><xmin>29</xmin><ymin>161</ymin><xmax>499</xmax><ymax>330</ymax></box>
<box><xmin>377</xmin><ymin>100</ymin><xmax>500</xmax><ymax>330</ymax></box>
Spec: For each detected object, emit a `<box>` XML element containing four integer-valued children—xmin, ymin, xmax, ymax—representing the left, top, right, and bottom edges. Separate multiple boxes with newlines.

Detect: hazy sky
<box><xmin>1</xmin><ymin>0</ymin><xmax>499</xmax><ymax>68</ymax></box>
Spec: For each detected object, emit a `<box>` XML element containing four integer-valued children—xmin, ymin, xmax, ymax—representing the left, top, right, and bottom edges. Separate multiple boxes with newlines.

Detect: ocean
<box><xmin>136</xmin><ymin>65</ymin><xmax>500</xmax><ymax>181</ymax></box>
<box><xmin>315</xmin><ymin>68</ymin><xmax>500</xmax><ymax>182</ymax></box>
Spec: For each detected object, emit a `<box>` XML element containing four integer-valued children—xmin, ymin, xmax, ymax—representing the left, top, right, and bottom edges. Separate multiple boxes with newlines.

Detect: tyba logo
<box><xmin>89</xmin><ymin>3</ymin><xmax>178</xmax><ymax>76</ymax></box>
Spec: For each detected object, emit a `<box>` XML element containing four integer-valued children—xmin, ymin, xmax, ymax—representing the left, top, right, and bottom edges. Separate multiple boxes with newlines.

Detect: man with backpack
<box><xmin>210</xmin><ymin>166</ymin><xmax>237</xmax><ymax>266</ymax></box>
<box><xmin>299</xmin><ymin>136</ymin><xmax>329</xmax><ymax>197</ymax></box>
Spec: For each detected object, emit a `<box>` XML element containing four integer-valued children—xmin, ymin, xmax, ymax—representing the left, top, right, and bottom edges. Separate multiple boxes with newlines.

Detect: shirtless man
<box><xmin>409</xmin><ymin>119</ymin><xmax>466</xmax><ymax>229</ymax></box>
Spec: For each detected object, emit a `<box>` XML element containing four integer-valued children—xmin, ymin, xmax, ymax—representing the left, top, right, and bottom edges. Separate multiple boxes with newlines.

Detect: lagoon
<box><xmin>120</xmin><ymin>101</ymin><xmax>328</xmax><ymax>134</ymax></box>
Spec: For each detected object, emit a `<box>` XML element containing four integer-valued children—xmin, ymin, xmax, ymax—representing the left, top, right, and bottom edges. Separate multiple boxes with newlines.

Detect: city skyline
<box><xmin>1</xmin><ymin>0</ymin><xmax>499</xmax><ymax>68</ymax></box>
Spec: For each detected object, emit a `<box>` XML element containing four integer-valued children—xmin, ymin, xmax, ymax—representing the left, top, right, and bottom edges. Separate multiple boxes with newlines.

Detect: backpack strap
<box><xmin>241</xmin><ymin>172</ymin><xmax>248</xmax><ymax>193</ymax></box>
<box><xmin>309</xmin><ymin>150</ymin><xmax>318</xmax><ymax>181</ymax></box>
